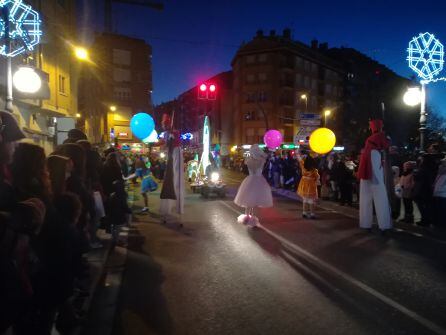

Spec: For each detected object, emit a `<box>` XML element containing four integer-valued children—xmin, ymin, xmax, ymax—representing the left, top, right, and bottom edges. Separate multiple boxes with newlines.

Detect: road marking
<box><xmin>219</xmin><ymin>200</ymin><xmax>446</xmax><ymax>335</ymax></box>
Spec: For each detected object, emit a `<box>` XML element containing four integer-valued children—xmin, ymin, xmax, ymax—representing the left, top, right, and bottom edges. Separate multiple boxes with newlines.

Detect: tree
<box><xmin>426</xmin><ymin>107</ymin><xmax>446</xmax><ymax>150</ymax></box>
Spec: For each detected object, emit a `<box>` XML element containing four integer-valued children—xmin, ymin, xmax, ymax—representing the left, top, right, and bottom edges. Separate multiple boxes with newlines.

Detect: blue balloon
<box><xmin>130</xmin><ymin>113</ymin><xmax>155</xmax><ymax>140</ymax></box>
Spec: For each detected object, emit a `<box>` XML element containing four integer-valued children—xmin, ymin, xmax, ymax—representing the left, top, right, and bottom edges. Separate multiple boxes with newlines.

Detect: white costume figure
<box><xmin>358</xmin><ymin>119</ymin><xmax>392</xmax><ymax>231</ymax></box>
<box><xmin>234</xmin><ymin>144</ymin><xmax>273</xmax><ymax>227</ymax></box>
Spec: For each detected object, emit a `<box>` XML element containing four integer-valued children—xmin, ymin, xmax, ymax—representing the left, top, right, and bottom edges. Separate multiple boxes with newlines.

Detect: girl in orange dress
<box><xmin>297</xmin><ymin>154</ymin><xmax>320</xmax><ymax>219</ymax></box>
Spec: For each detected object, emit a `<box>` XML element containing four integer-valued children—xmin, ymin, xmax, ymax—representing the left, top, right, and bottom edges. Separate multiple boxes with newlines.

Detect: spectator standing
<box><xmin>399</xmin><ymin>161</ymin><xmax>416</xmax><ymax>223</ymax></box>
<box><xmin>433</xmin><ymin>158</ymin><xmax>446</xmax><ymax>228</ymax></box>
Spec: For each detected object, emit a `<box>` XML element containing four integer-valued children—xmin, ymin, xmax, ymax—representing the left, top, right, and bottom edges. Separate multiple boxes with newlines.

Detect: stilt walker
<box><xmin>357</xmin><ymin>119</ymin><xmax>392</xmax><ymax>232</ymax></box>
<box><xmin>234</xmin><ymin>144</ymin><xmax>273</xmax><ymax>227</ymax></box>
<box><xmin>160</xmin><ymin>112</ymin><xmax>185</xmax><ymax>225</ymax></box>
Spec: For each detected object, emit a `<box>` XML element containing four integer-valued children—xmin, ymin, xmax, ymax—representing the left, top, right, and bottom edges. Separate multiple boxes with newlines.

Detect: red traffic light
<box><xmin>209</xmin><ymin>84</ymin><xmax>216</xmax><ymax>92</ymax></box>
<box><xmin>200</xmin><ymin>84</ymin><xmax>207</xmax><ymax>92</ymax></box>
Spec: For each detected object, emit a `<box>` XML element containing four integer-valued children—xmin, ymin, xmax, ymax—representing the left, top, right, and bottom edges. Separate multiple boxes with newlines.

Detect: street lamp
<box><xmin>110</xmin><ymin>105</ymin><xmax>117</xmax><ymax>112</ymax></box>
<box><xmin>74</xmin><ymin>47</ymin><xmax>89</xmax><ymax>61</ymax></box>
<box><xmin>75</xmin><ymin>113</ymin><xmax>81</xmax><ymax>118</ymax></box>
<box><xmin>300</xmin><ymin>94</ymin><xmax>308</xmax><ymax>112</ymax></box>
<box><xmin>324</xmin><ymin>109</ymin><xmax>331</xmax><ymax>127</ymax></box>
<box><xmin>403</xmin><ymin>87</ymin><xmax>422</xmax><ymax>106</ymax></box>
<box><xmin>403</xmin><ymin>86</ymin><xmax>426</xmax><ymax>151</ymax></box>
<box><xmin>13</xmin><ymin>67</ymin><xmax>42</xmax><ymax>94</ymax></box>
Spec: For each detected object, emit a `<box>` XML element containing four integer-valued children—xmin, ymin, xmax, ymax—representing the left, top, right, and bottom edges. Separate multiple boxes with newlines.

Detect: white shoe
<box><xmin>140</xmin><ymin>207</ymin><xmax>149</xmax><ymax>213</ymax></box>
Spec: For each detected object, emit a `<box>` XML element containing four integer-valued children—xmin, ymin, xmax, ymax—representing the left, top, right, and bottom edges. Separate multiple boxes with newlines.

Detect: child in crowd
<box><xmin>433</xmin><ymin>158</ymin><xmax>446</xmax><ymax>228</ymax></box>
<box><xmin>399</xmin><ymin>161</ymin><xmax>416</xmax><ymax>223</ymax></box>
<box><xmin>106</xmin><ymin>180</ymin><xmax>131</xmax><ymax>245</ymax></box>
<box><xmin>297</xmin><ymin>153</ymin><xmax>320</xmax><ymax>219</ymax></box>
<box><xmin>140</xmin><ymin>169</ymin><xmax>158</xmax><ymax>213</ymax></box>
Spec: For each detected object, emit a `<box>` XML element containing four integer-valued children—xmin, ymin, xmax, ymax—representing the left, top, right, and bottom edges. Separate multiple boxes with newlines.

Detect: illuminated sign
<box><xmin>180</xmin><ymin>132</ymin><xmax>193</xmax><ymax>140</ymax></box>
<box><xmin>0</xmin><ymin>0</ymin><xmax>42</xmax><ymax>57</ymax></box>
<box><xmin>407</xmin><ymin>32</ymin><xmax>445</xmax><ymax>83</ymax></box>
<box><xmin>118</xmin><ymin>132</ymin><xmax>128</xmax><ymax>137</ymax></box>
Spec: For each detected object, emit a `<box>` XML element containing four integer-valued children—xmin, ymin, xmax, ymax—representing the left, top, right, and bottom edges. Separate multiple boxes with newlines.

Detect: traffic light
<box><xmin>197</xmin><ymin>83</ymin><xmax>217</xmax><ymax>100</ymax></box>
<box><xmin>208</xmin><ymin>84</ymin><xmax>217</xmax><ymax>100</ymax></box>
<box><xmin>198</xmin><ymin>83</ymin><xmax>208</xmax><ymax>100</ymax></box>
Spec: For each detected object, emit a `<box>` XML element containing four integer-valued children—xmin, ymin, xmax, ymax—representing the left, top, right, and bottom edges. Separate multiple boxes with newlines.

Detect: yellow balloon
<box><xmin>309</xmin><ymin>127</ymin><xmax>336</xmax><ymax>154</ymax></box>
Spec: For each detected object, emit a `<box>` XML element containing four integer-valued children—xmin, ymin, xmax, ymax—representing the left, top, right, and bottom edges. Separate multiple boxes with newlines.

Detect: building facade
<box><xmin>0</xmin><ymin>0</ymin><xmax>79</xmax><ymax>153</ymax></box>
<box><xmin>79</xmin><ymin>33</ymin><xmax>153</xmax><ymax>145</ymax></box>
<box><xmin>231</xmin><ymin>29</ymin><xmax>344</xmax><ymax>145</ymax></box>
<box><xmin>325</xmin><ymin>47</ymin><xmax>418</xmax><ymax>149</ymax></box>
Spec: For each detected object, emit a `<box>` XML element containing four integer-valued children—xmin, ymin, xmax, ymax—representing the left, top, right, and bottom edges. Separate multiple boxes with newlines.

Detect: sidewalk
<box><xmin>271</xmin><ymin>187</ymin><xmax>446</xmax><ymax>242</ymax></box>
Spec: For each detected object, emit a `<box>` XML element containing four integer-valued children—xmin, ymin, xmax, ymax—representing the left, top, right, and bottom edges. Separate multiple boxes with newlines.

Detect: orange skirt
<box><xmin>297</xmin><ymin>176</ymin><xmax>318</xmax><ymax>199</ymax></box>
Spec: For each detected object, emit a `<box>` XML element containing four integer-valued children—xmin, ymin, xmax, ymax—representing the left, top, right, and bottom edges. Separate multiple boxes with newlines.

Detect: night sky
<box><xmin>78</xmin><ymin>0</ymin><xmax>446</xmax><ymax>116</ymax></box>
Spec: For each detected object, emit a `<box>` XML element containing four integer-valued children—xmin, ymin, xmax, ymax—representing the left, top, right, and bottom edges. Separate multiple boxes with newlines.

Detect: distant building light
<box><xmin>180</xmin><ymin>132</ymin><xmax>194</xmax><ymax>140</ymax></box>
<box><xmin>333</xmin><ymin>146</ymin><xmax>345</xmax><ymax>151</ymax></box>
<box><xmin>242</xmin><ymin>144</ymin><xmax>251</xmax><ymax>150</ymax></box>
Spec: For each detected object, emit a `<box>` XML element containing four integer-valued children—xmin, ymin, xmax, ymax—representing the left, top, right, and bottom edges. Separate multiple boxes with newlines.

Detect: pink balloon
<box><xmin>263</xmin><ymin>129</ymin><xmax>283</xmax><ymax>149</ymax></box>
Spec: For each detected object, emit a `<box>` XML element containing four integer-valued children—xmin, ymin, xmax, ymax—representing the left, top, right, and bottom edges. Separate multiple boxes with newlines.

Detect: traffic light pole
<box><xmin>2</xmin><ymin>6</ymin><xmax>13</xmax><ymax>113</ymax></box>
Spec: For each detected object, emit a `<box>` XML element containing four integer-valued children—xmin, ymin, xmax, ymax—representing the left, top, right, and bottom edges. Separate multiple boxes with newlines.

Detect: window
<box><xmin>113</xmin><ymin>49</ymin><xmax>131</xmax><ymax>66</ymax></box>
<box><xmin>258</xmin><ymin>91</ymin><xmax>267</xmax><ymax>102</ymax></box>
<box><xmin>246</xmin><ymin>92</ymin><xmax>256</xmax><ymax>103</ymax></box>
<box><xmin>113</xmin><ymin>68</ymin><xmax>131</xmax><ymax>82</ymax></box>
<box><xmin>296</xmin><ymin>73</ymin><xmax>302</xmax><ymax>86</ymax></box>
<box><xmin>311</xmin><ymin>63</ymin><xmax>318</xmax><ymax>73</ymax></box>
<box><xmin>258</xmin><ymin>73</ymin><xmax>267</xmax><ymax>82</ymax></box>
<box><xmin>57</xmin><ymin>0</ymin><xmax>66</xmax><ymax>8</ymax></box>
<box><xmin>304</xmin><ymin>76</ymin><xmax>310</xmax><ymax>88</ymax></box>
<box><xmin>295</xmin><ymin>56</ymin><xmax>303</xmax><ymax>68</ymax></box>
<box><xmin>114</xmin><ymin>87</ymin><xmax>132</xmax><ymax>100</ymax></box>
<box><xmin>246</xmin><ymin>74</ymin><xmax>255</xmax><ymax>83</ymax></box>
<box><xmin>246</xmin><ymin>55</ymin><xmax>255</xmax><ymax>64</ymax></box>
<box><xmin>304</xmin><ymin>60</ymin><xmax>310</xmax><ymax>72</ymax></box>
<box><xmin>258</xmin><ymin>54</ymin><xmax>267</xmax><ymax>62</ymax></box>
<box><xmin>325</xmin><ymin>84</ymin><xmax>332</xmax><ymax>95</ymax></box>
<box><xmin>311</xmin><ymin>79</ymin><xmax>317</xmax><ymax>90</ymax></box>
<box><xmin>58</xmin><ymin>75</ymin><xmax>66</xmax><ymax>94</ymax></box>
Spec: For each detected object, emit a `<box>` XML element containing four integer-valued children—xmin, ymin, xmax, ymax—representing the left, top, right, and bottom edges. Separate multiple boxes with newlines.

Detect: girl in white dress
<box><xmin>234</xmin><ymin>144</ymin><xmax>273</xmax><ymax>227</ymax></box>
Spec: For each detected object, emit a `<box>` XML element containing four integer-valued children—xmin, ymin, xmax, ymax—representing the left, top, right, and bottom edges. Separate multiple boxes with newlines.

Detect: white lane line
<box><xmin>219</xmin><ymin>200</ymin><xmax>446</xmax><ymax>335</ymax></box>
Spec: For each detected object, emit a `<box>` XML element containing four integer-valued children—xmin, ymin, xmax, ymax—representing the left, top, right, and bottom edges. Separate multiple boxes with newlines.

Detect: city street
<box><xmin>93</xmin><ymin>171</ymin><xmax>446</xmax><ymax>335</ymax></box>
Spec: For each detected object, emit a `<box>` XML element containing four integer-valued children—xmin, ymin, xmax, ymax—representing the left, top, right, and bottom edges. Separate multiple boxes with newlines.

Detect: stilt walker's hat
<box><xmin>369</xmin><ymin>119</ymin><xmax>383</xmax><ymax>133</ymax></box>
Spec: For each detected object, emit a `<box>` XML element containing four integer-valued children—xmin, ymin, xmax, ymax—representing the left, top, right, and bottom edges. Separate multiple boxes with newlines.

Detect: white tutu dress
<box><xmin>234</xmin><ymin>156</ymin><xmax>273</xmax><ymax>208</ymax></box>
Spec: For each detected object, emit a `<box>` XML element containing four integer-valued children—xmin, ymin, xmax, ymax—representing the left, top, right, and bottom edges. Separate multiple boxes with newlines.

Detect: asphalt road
<box><xmin>110</xmin><ymin>170</ymin><xmax>446</xmax><ymax>335</ymax></box>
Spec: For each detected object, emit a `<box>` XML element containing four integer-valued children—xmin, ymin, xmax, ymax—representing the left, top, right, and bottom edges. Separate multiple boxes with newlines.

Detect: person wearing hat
<box><xmin>357</xmin><ymin>119</ymin><xmax>392</xmax><ymax>233</ymax></box>
<box><xmin>234</xmin><ymin>144</ymin><xmax>273</xmax><ymax>227</ymax></box>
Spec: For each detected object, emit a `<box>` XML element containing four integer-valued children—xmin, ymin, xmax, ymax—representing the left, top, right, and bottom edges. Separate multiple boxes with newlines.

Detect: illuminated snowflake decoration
<box><xmin>407</xmin><ymin>32</ymin><xmax>444</xmax><ymax>82</ymax></box>
<box><xmin>0</xmin><ymin>0</ymin><xmax>42</xmax><ymax>57</ymax></box>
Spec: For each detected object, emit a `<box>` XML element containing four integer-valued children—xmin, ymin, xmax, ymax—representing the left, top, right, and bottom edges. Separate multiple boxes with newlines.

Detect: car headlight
<box><xmin>211</xmin><ymin>172</ymin><xmax>220</xmax><ymax>183</ymax></box>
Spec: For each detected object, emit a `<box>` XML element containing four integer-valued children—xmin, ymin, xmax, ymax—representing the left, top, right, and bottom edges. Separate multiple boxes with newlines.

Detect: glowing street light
<box><xmin>74</xmin><ymin>47</ymin><xmax>89</xmax><ymax>61</ymax></box>
<box><xmin>323</xmin><ymin>109</ymin><xmax>331</xmax><ymax>127</ymax></box>
<box><xmin>300</xmin><ymin>94</ymin><xmax>308</xmax><ymax>112</ymax></box>
<box><xmin>13</xmin><ymin>67</ymin><xmax>42</xmax><ymax>93</ymax></box>
<box><xmin>403</xmin><ymin>87</ymin><xmax>422</xmax><ymax>106</ymax></box>
<box><xmin>110</xmin><ymin>105</ymin><xmax>117</xmax><ymax>112</ymax></box>
<box><xmin>75</xmin><ymin>113</ymin><xmax>81</xmax><ymax>118</ymax></box>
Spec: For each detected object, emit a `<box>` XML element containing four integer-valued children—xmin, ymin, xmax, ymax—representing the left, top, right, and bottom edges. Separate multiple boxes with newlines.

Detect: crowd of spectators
<box><xmin>0</xmin><ymin>112</ymin><xmax>156</xmax><ymax>334</ymax></box>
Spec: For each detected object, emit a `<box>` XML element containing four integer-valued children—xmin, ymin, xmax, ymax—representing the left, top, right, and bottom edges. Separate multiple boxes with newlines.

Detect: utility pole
<box><xmin>1</xmin><ymin>6</ymin><xmax>12</xmax><ymax>112</ymax></box>
<box><xmin>104</xmin><ymin>0</ymin><xmax>164</xmax><ymax>32</ymax></box>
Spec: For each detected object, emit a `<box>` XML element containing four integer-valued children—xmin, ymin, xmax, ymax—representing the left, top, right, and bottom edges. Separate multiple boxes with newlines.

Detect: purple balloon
<box><xmin>263</xmin><ymin>129</ymin><xmax>283</xmax><ymax>149</ymax></box>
